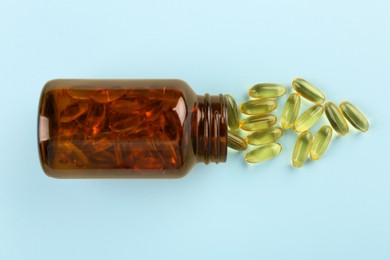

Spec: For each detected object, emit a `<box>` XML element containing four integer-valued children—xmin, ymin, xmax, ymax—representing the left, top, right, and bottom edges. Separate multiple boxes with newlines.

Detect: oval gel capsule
<box><xmin>292</xmin><ymin>78</ymin><xmax>326</xmax><ymax>104</ymax></box>
<box><xmin>248</xmin><ymin>83</ymin><xmax>286</xmax><ymax>99</ymax></box>
<box><xmin>225</xmin><ymin>94</ymin><xmax>240</xmax><ymax>130</ymax></box>
<box><xmin>292</xmin><ymin>130</ymin><xmax>313</xmax><ymax>168</ymax></box>
<box><xmin>246</xmin><ymin>127</ymin><xmax>283</xmax><ymax>145</ymax></box>
<box><xmin>325</xmin><ymin>102</ymin><xmax>349</xmax><ymax>135</ymax></box>
<box><xmin>293</xmin><ymin>105</ymin><xmax>324</xmax><ymax>132</ymax></box>
<box><xmin>240</xmin><ymin>114</ymin><xmax>277</xmax><ymax>131</ymax></box>
<box><xmin>240</xmin><ymin>99</ymin><xmax>277</xmax><ymax>115</ymax></box>
<box><xmin>245</xmin><ymin>143</ymin><xmax>282</xmax><ymax>163</ymax></box>
<box><xmin>228</xmin><ymin>131</ymin><xmax>248</xmax><ymax>151</ymax></box>
<box><xmin>340</xmin><ymin>101</ymin><xmax>369</xmax><ymax>132</ymax></box>
<box><xmin>281</xmin><ymin>93</ymin><xmax>301</xmax><ymax>129</ymax></box>
<box><xmin>310</xmin><ymin>125</ymin><xmax>333</xmax><ymax>160</ymax></box>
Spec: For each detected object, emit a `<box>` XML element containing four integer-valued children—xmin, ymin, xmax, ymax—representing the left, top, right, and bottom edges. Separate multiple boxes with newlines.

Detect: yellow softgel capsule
<box><xmin>310</xmin><ymin>125</ymin><xmax>333</xmax><ymax>160</ymax></box>
<box><xmin>246</xmin><ymin>127</ymin><xmax>283</xmax><ymax>145</ymax></box>
<box><xmin>248</xmin><ymin>83</ymin><xmax>286</xmax><ymax>99</ymax></box>
<box><xmin>228</xmin><ymin>131</ymin><xmax>248</xmax><ymax>151</ymax></box>
<box><xmin>324</xmin><ymin>102</ymin><xmax>349</xmax><ymax>136</ymax></box>
<box><xmin>225</xmin><ymin>94</ymin><xmax>240</xmax><ymax>130</ymax></box>
<box><xmin>293</xmin><ymin>104</ymin><xmax>324</xmax><ymax>132</ymax></box>
<box><xmin>240</xmin><ymin>114</ymin><xmax>277</xmax><ymax>131</ymax></box>
<box><xmin>245</xmin><ymin>143</ymin><xmax>282</xmax><ymax>163</ymax></box>
<box><xmin>240</xmin><ymin>99</ymin><xmax>277</xmax><ymax>115</ymax></box>
<box><xmin>292</xmin><ymin>130</ymin><xmax>313</xmax><ymax>168</ymax></box>
<box><xmin>292</xmin><ymin>78</ymin><xmax>326</xmax><ymax>104</ymax></box>
<box><xmin>281</xmin><ymin>93</ymin><xmax>301</xmax><ymax>129</ymax></box>
<box><xmin>340</xmin><ymin>101</ymin><xmax>369</xmax><ymax>132</ymax></box>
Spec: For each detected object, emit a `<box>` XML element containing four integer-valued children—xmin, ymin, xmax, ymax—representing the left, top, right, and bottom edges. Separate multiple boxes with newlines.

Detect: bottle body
<box><xmin>38</xmin><ymin>79</ymin><xmax>227</xmax><ymax>178</ymax></box>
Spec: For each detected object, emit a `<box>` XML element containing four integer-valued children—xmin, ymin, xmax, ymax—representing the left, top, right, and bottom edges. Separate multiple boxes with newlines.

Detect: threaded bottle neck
<box><xmin>193</xmin><ymin>93</ymin><xmax>228</xmax><ymax>164</ymax></box>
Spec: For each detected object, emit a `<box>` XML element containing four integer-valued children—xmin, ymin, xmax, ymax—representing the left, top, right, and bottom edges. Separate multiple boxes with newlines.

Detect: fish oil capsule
<box><xmin>240</xmin><ymin>114</ymin><xmax>277</xmax><ymax>131</ymax></box>
<box><xmin>38</xmin><ymin>79</ymin><xmax>228</xmax><ymax>178</ymax></box>
<box><xmin>292</xmin><ymin>130</ymin><xmax>313</xmax><ymax>168</ymax></box>
<box><xmin>293</xmin><ymin>104</ymin><xmax>324</xmax><ymax>132</ymax></box>
<box><xmin>245</xmin><ymin>143</ymin><xmax>282</xmax><ymax>163</ymax></box>
<box><xmin>292</xmin><ymin>78</ymin><xmax>326</xmax><ymax>104</ymax></box>
<box><xmin>310</xmin><ymin>125</ymin><xmax>333</xmax><ymax>160</ymax></box>
<box><xmin>246</xmin><ymin>127</ymin><xmax>283</xmax><ymax>145</ymax></box>
<box><xmin>248</xmin><ymin>83</ymin><xmax>286</xmax><ymax>99</ymax></box>
<box><xmin>240</xmin><ymin>99</ymin><xmax>277</xmax><ymax>115</ymax></box>
<box><xmin>281</xmin><ymin>93</ymin><xmax>301</xmax><ymax>129</ymax></box>
<box><xmin>340</xmin><ymin>101</ymin><xmax>369</xmax><ymax>132</ymax></box>
<box><xmin>228</xmin><ymin>131</ymin><xmax>248</xmax><ymax>151</ymax></box>
<box><xmin>225</xmin><ymin>94</ymin><xmax>240</xmax><ymax>130</ymax></box>
<box><xmin>324</xmin><ymin>102</ymin><xmax>349</xmax><ymax>135</ymax></box>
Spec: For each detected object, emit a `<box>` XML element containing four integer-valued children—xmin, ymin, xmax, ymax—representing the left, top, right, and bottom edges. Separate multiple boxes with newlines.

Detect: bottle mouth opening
<box><xmin>195</xmin><ymin>93</ymin><xmax>228</xmax><ymax>164</ymax></box>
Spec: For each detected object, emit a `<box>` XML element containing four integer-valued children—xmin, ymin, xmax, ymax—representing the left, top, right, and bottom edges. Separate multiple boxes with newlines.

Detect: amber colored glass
<box><xmin>38</xmin><ymin>79</ymin><xmax>228</xmax><ymax>178</ymax></box>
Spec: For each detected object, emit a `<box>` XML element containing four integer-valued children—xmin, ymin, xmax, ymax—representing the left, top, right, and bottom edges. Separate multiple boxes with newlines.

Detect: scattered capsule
<box><xmin>225</xmin><ymin>94</ymin><xmax>240</xmax><ymax>130</ymax></box>
<box><xmin>248</xmin><ymin>83</ymin><xmax>286</xmax><ymax>99</ymax></box>
<box><xmin>293</xmin><ymin>104</ymin><xmax>324</xmax><ymax>132</ymax></box>
<box><xmin>281</xmin><ymin>93</ymin><xmax>301</xmax><ymax>129</ymax></box>
<box><xmin>310</xmin><ymin>125</ymin><xmax>333</xmax><ymax>160</ymax></box>
<box><xmin>324</xmin><ymin>102</ymin><xmax>349</xmax><ymax>136</ymax></box>
<box><xmin>245</xmin><ymin>143</ymin><xmax>282</xmax><ymax>163</ymax></box>
<box><xmin>292</xmin><ymin>78</ymin><xmax>326</xmax><ymax>104</ymax></box>
<box><xmin>240</xmin><ymin>114</ymin><xmax>277</xmax><ymax>131</ymax></box>
<box><xmin>340</xmin><ymin>101</ymin><xmax>369</xmax><ymax>132</ymax></box>
<box><xmin>228</xmin><ymin>131</ymin><xmax>248</xmax><ymax>151</ymax></box>
<box><xmin>246</xmin><ymin>127</ymin><xmax>283</xmax><ymax>145</ymax></box>
<box><xmin>240</xmin><ymin>99</ymin><xmax>277</xmax><ymax>115</ymax></box>
<box><xmin>292</xmin><ymin>130</ymin><xmax>313</xmax><ymax>168</ymax></box>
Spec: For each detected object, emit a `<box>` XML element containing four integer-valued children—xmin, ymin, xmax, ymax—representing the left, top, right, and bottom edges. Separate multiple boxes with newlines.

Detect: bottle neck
<box><xmin>192</xmin><ymin>93</ymin><xmax>228</xmax><ymax>164</ymax></box>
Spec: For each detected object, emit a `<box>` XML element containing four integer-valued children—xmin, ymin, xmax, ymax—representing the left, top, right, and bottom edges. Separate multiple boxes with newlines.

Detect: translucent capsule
<box><xmin>292</xmin><ymin>78</ymin><xmax>326</xmax><ymax>104</ymax></box>
<box><xmin>324</xmin><ymin>102</ymin><xmax>349</xmax><ymax>136</ymax></box>
<box><xmin>228</xmin><ymin>131</ymin><xmax>248</xmax><ymax>151</ymax></box>
<box><xmin>293</xmin><ymin>104</ymin><xmax>324</xmax><ymax>132</ymax></box>
<box><xmin>240</xmin><ymin>114</ymin><xmax>277</xmax><ymax>131</ymax></box>
<box><xmin>246</xmin><ymin>127</ymin><xmax>283</xmax><ymax>145</ymax></box>
<box><xmin>225</xmin><ymin>94</ymin><xmax>240</xmax><ymax>130</ymax></box>
<box><xmin>281</xmin><ymin>93</ymin><xmax>301</xmax><ymax>129</ymax></box>
<box><xmin>240</xmin><ymin>99</ymin><xmax>277</xmax><ymax>115</ymax></box>
<box><xmin>310</xmin><ymin>125</ymin><xmax>333</xmax><ymax>160</ymax></box>
<box><xmin>245</xmin><ymin>143</ymin><xmax>282</xmax><ymax>163</ymax></box>
<box><xmin>248</xmin><ymin>83</ymin><xmax>286</xmax><ymax>99</ymax></box>
<box><xmin>340</xmin><ymin>101</ymin><xmax>369</xmax><ymax>132</ymax></box>
<box><xmin>292</xmin><ymin>130</ymin><xmax>313</xmax><ymax>168</ymax></box>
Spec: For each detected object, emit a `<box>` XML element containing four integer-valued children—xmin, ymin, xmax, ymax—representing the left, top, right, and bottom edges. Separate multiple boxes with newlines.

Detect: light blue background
<box><xmin>1</xmin><ymin>0</ymin><xmax>389</xmax><ymax>259</ymax></box>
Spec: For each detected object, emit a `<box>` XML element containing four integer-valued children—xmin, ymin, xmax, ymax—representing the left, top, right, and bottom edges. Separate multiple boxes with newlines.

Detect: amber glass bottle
<box><xmin>38</xmin><ymin>79</ymin><xmax>228</xmax><ymax>178</ymax></box>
